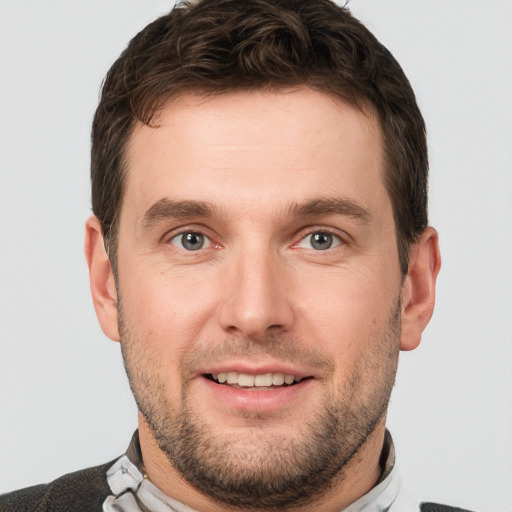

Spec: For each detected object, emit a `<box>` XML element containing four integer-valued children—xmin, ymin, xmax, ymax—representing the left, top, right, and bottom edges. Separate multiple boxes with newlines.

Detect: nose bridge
<box><xmin>219</xmin><ymin>238</ymin><xmax>294</xmax><ymax>339</ymax></box>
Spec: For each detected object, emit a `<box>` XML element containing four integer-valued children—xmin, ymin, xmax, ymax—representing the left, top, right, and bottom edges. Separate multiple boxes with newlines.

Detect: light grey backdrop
<box><xmin>0</xmin><ymin>1</ymin><xmax>511</xmax><ymax>511</ymax></box>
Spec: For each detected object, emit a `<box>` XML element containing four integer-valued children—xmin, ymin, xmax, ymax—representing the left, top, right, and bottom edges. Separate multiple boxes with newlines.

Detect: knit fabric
<box><xmin>0</xmin><ymin>460</ymin><xmax>113</xmax><ymax>512</ymax></box>
<box><xmin>421</xmin><ymin>503</ymin><xmax>475</xmax><ymax>512</ymax></box>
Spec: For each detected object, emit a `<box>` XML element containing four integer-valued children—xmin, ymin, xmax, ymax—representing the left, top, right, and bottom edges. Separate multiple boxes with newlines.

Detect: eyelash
<box><xmin>168</xmin><ymin>230</ymin><xmax>214</xmax><ymax>251</ymax></box>
<box><xmin>293</xmin><ymin>228</ymin><xmax>346</xmax><ymax>251</ymax></box>
<box><xmin>165</xmin><ymin>227</ymin><xmax>347</xmax><ymax>253</ymax></box>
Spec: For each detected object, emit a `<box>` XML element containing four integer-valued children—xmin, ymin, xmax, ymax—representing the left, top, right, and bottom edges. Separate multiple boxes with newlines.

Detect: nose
<box><xmin>218</xmin><ymin>246</ymin><xmax>295</xmax><ymax>340</ymax></box>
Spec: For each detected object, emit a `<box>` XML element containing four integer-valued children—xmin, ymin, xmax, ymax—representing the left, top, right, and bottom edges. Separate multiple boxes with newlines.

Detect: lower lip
<box><xmin>200</xmin><ymin>376</ymin><xmax>315</xmax><ymax>412</ymax></box>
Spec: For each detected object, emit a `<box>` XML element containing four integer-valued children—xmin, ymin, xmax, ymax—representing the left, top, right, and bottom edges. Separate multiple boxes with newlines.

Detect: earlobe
<box><xmin>84</xmin><ymin>215</ymin><xmax>120</xmax><ymax>342</ymax></box>
<box><xmin>400</xmin><ymin>227</ymin><xmax>441</xmax><ymax>351</ymax></box>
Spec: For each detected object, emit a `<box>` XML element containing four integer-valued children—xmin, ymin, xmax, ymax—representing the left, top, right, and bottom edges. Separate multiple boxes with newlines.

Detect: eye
<box><xmin>169</xmin><ymin>232</ymin><xmax>211</xmax><ymax>251</ymax></box>
<box><xmin>297</xmin><ymin>231</ymin><xmax>342</xmax><ymax>251</ymax></box>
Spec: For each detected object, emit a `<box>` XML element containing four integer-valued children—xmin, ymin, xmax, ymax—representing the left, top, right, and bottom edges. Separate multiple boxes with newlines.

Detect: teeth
<box><xmin>211</xmin><ymin>372</ymin><xmax>301</xmax><ymax>388</ymax></box>
<box><xmin>238</xmin><ymin>373</ymin><xmax>255</xmax><ymax>386</ymax></box>
<box><xmin>272</xmin><ymin>373</ymin><xmax>285</xmax><ymax>385</ymax></box>
<box><xmin>227</xmin><ymin>371</ymin><xmax>238</xmax><ymax>384</ymax></box>
<box><xmin>254</xmin><ymin>373</ymin><xmax>272</xmax><ymax>387</ymax></box>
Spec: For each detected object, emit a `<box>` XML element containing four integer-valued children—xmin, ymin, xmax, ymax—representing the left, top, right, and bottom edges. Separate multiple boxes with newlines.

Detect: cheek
<box><xmin>118</xmin><ymin>266</ymin><xmax>219</xmax><ymax>349</ymax></box>
<box><xmin>295</xmin><ymin>267</ymin><xmax>399</xmax><ymax>355</ymax></box>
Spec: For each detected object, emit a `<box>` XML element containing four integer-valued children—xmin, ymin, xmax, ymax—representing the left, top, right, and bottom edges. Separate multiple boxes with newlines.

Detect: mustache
<box><xmin>180</xmin><ymin>333</ymin><xmax>335</xmax><ymax>378</ymax></box>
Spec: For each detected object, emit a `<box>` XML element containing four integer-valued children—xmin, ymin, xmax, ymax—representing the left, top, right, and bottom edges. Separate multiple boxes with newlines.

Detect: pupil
<box><xmin>312</xmin><ymin>232</ymin><xmax>332</xmax><ymax>250</ymax></box>
<box><xmin>183</xmin><ymin>232</ymin><xmax>203</xmax><ymax>250</ymax></box>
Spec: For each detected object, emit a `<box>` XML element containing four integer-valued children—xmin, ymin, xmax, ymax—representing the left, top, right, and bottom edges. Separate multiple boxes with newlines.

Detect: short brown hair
<box><xmin>91</xmin><ymin>0</ymin><xmax>428</xmax><ymax>274</ymax></box>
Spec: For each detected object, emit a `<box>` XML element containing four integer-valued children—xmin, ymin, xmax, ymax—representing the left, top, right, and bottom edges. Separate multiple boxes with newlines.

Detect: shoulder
<box><xmin>0</xmin><ymin>459</ymin><xmax>115</xmax><ymax>512</ymax></box>
<box><xmin>421</xmin><ymin>503</ymin><xmax>477</xmax><ymax>512</ymax></box>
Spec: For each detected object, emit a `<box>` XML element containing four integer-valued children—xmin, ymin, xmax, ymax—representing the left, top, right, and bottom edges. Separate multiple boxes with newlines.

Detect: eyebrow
<box><xmin>291</xmin><ymin>198</ymin><xmax>372</xmax><ymax>222</ymax></box>
<box><xmin>142</xmin><ymin>199</ymin><xmax>215</xmax><ymax>230</ymax></box>
<box><xmin>141</xmin><ymin>196</ymin><xmax>371</xmax><ymax>232</ymax></box>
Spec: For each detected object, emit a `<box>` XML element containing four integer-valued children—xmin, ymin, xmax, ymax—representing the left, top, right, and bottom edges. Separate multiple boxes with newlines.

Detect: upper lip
<box><xmin>197</xmin><ymin>361</ymin><xmax>314</xmax><ymax>380</ymax></box>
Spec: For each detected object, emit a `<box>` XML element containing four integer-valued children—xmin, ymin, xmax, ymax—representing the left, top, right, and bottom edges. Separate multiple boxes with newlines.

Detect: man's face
<box><xmin>114</xmin><ymin>89</ymin><xmax>404</xmax><ymax>508</ymax></box>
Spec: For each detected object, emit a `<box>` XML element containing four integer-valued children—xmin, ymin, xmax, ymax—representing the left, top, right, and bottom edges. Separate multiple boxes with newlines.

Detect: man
<box><xmin>2</xmin><ymin>0</ymin><xmax>475</xmax><ymax>510</ymax></box>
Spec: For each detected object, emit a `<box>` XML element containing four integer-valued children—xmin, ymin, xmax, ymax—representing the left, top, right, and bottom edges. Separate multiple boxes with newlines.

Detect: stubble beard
<box><xmin>118</xmin><ymin>300</ymin><xmax>401</xmax><ymax>510</ymax></box>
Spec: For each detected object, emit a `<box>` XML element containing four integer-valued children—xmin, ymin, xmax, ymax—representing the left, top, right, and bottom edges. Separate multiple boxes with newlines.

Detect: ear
<box><xmin>400</xmin><ymin>226</ymin><xmax>441</xmax><ymax>351</ymax></box>
<box><xmin>84</xmin><ymin>215</ymin><xmax>120</xmax><ymax>341</ymax></box>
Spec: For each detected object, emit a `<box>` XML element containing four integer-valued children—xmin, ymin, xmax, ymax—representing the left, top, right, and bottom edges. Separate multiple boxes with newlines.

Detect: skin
<box><xmin>85</xmin><ymin>88</ymin><xmax>440</xmax><ymax>511</ymax></box>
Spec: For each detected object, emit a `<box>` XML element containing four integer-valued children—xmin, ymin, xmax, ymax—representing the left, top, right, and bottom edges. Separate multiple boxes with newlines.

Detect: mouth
<box><xmin>204</xmin><ymin>371</ymin><xmax>308</xmax><ymax>390</ymax></box>
<box><xmin>200</xmin><ymin>369</ymin><xmax>316</xmax><ymax>412</ymax></box>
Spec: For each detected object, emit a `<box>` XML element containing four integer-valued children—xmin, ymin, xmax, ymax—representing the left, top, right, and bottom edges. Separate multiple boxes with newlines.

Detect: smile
<box><xmin>200</xmin><ymin>370</ymin><xmax>316</xmax><ymax>411</ymax></box>
<box><xmin>206</xmin><ymin>372</ymin><xmax>305</xmax><ymax>389</ymax></box>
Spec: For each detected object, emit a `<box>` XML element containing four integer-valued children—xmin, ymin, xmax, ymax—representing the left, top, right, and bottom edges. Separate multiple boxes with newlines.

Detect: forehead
<box><xmin>122</xmin><ymin>88</ymin><xmax>386</xmax><ymax>221</ymax></box>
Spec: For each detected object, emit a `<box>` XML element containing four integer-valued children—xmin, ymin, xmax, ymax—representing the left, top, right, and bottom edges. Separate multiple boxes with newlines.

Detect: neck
<box><xmin>137</xmin><ymin>413</ymin><xmax>387</xmax><ymax>512</ymax></box>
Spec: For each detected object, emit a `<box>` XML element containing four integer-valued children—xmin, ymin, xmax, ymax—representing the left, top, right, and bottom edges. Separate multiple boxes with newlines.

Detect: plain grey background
<box><xmin>0</xmin><ymin>1</ymin><xmax>511</xmax><ymax>510</ymax></box>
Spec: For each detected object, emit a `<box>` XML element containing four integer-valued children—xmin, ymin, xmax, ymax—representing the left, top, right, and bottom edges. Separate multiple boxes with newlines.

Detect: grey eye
<box><xmin>170</xmin><ymin>232</ymin><xmax>210</xmax><ymax>251</ymax></box>
<box><xmin>310</xmin><ymin>232</ymin><xmax>333</xmax><ymax>250</ymax></box>
<box><xmin>297</xmin><ymin>231</ymin><xmax>342</xmax><ymax>251</ymax></box>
